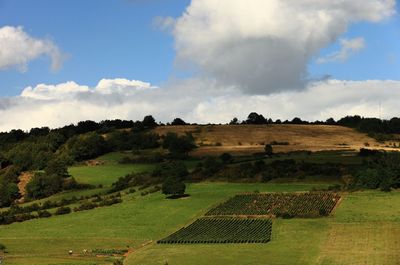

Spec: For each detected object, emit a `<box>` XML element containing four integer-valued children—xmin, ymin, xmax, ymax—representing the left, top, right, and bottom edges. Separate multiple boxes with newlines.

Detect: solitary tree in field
<box><xmin>264</xmin><ymin>144</ymin><xmax>273</xmax><ymax>156</ymax></box>
<box><xmin>162</xmin><ymin>176</ymin><xmax>186</xmax><ymax>198</ymax></box>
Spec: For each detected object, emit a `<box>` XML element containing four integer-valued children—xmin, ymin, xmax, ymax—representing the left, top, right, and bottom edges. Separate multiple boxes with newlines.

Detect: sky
<box><xmin>0</xmin><ymin>0</ymin><xmax>399</xmax><ymax>130</ymax></box>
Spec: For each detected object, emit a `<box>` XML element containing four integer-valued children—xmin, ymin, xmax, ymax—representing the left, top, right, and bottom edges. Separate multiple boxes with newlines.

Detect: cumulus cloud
<box><xmin>0</xmin><ymin>26</ymin><xmax>64</xmax><ymax>72</ymax></box>
<box><xmin>317</xmin><ymin>37</ymin><xmax>366</xmax><ymax>63</ymax></box>
<box><xmin>0</xmin><ymin>78</ymin><xmax>399</xmax><ymax>131</ymax></box>
<box><xmin>21</xmin><ymin>82</ymin><xmax>90</xmax><ymax>100</ymax></box>
<box><xmin>168</xmin><ymin>0</ymin><xmax>396</xmax><ymax>94</ymax></box>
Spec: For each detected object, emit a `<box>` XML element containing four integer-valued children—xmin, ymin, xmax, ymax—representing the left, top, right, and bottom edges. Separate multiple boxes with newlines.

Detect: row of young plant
<box><xmin>206</xmin><ymin>192</ymin><xmax>341</xmax><ymax>218</ymax></box>
<box><xmin>158</xmin><ymin>218</ymin><xmax>272</xmax><ymax>244</ymax></box>
<box><xmin>91</xmin><ymin>248</ymin><xmax>128</xmax><ymax>255</ymax></box>
<box><xmin>0</xmin><ymin>193</ymin><xmax>123</xmax><ymax>225</ymax></box>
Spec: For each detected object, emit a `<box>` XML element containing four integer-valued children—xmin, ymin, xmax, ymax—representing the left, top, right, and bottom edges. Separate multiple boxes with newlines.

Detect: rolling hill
<box><xmin>154</xmin><ymin>124</ymin><xmax>395</xmax><ymax>156</ymax></box>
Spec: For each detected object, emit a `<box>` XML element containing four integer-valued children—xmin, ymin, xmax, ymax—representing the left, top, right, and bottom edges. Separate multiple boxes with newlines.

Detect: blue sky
<box><xmin>0</xmin><ymin>0</ymin><xmax>400</xmax><ymax>130</ymax></box>
<box><xmin>0</xmin><ymin>0</ymin><xmax>190</xmax><ymax>95</ymax></box>
<box><xmin>310</xmin><ymin>12</ymin><xmax>400</xmax><ymax>81</ymax></box>
<box><xmin>0</xmin><ymin>0</ymin><xmax>399</xmax><ymax>96</ymax></box>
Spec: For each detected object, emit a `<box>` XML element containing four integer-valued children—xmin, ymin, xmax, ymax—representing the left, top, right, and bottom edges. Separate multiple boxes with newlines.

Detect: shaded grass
<box><xmin>68</xmin><ymin>163</ymin><xmax>154</xmax><ymax>187</ymax></box>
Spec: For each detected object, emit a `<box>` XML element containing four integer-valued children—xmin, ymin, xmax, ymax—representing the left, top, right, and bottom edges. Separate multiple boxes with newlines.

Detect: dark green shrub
<box><xmin>220</xmin><ymin>153</ymin><xmax>233</xmax><ymax>164</ymax></box>
<box><xmin>55</xmin><ymin>206</ymin><xmax>71</xmax><ymax>215</ymax></box>
<box><xmin>75</xmin><ymin>202</ymin><xmax>98</xmax><ymax>212</ymax></box>
<box><xmin>38</xmin><ymin>210</ymin><xmax>52</xmax><ymax>218</ymax></box>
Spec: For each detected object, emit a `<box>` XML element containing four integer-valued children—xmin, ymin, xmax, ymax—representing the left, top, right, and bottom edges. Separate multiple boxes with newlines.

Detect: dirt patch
<box><xmin>86</xmin><ymin>160</ymin><xmax>105</xmax><ymax>166</ymax></box>
<box><xmin>124</xmin><ymin>240</ymin><xmax>153</xmax><ymax>257</ymax></box>
<box><xmin>17</xmin><ymin>172</ymin><xmax>33</xmax><ymax>203</ymax></box>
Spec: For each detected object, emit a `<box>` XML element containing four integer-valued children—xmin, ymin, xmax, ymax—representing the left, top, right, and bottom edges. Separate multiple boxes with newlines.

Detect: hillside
<box><xmin>154</xmin><ymin>124</ymin><xmax>393</xmax><ymax>156</ymax></box>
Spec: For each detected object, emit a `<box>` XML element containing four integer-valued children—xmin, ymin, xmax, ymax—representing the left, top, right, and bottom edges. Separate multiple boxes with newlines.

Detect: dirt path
<box><xmin>17</xmin><ymin>172</ymin><xmax>33</xmax><ymax>203</ymax></box>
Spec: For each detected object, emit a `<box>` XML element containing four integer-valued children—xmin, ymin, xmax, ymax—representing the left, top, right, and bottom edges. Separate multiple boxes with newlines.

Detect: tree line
<box><xmin>231</xmin><ymin>112</ymin><xmax>400</xmax><ymax>134</ymax></box>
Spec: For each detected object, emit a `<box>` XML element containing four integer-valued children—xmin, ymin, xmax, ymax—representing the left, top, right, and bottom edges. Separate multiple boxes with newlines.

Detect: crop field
<box><xmin>206</xmin><ymin>192</ymin><xmax>341</xmax><ymax>217</ymax></box>
<box><xmin>158</xmin><ymin>217</ymin><xmax>272</xmax><ymax>244</ymax></box>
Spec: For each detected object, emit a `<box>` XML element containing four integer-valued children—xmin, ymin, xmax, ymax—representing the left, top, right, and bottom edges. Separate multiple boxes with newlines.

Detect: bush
<box><xmin>55</xmin><ymin>206</ymin><xmax>71</xmax><ymax>215</ymax></box>
<box><xmin>0</xmin><ymin>243</ymin><xmax>6</xmax><ymax>251</ymax></box>
<box><xmin>75</xmin><ymin>202</ymin><xmax>98</xmax><ymax>212</ymax></box>
<box><xmin>98</xmin><ymin>197</ymin><xmax>122</xmax><ymax>206</ymax></box>
<box><xmin>38</xmin><ymin>210</ymin><xmax>52</xmax><ymax>218</ymax></box>
<box><xmin>25</xmin><ymin>173</ymin><xmax>63</xmax><ymax>200</ymax></box>
<box><xmin>264</xmin><ymin>144</ymin><xmax>273</xmax><ymax>156</ymax></box>
<box><xmin>220</xmin><ymin>153</ymin><xmax>233</xmax><ymax>164</ymax></box>
<box><xmin>359</xmin><ymin>148</ymin><xmax>380</xmax><ymax>157</ymax></box>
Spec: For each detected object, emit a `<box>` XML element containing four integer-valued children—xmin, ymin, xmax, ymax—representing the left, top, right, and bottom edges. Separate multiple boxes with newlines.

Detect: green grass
<box><xmin>68</xmin><ymin>152</ymin><xmax>156</xmax><ymax>187</ymax></box>
<box><xmin>126</xmin><ymin>190</ymin><xmax>400</xmax><ymax>265</ymax></box>
<box><xmin>2</xmin><ymin>173</ymin><xmax>400</xmax><ymax>265</ymax></box>
<box><xmin>0</xmin><ymin>182</ymin><xmax>328</xmax><ymax>265</ymax></box>
<box><xmin>69</xmin><ymin>163</ymin><xmax>154</xmax><ymax>187</ymax></box>
<box><xmin>69</xmin><ymin>152</ymin><xmax>201</xmax><ymax>187</ymax></box>
<box><xmin>129</xmin><ymin>219</ymin><xmax>329</xmax><ymax>265</ymax></box>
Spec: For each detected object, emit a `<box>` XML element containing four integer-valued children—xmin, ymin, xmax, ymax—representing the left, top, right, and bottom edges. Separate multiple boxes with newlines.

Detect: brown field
<box><xmin>154</xmin><ymin>124</ymin><xmax>395</xmax><ymax>156</ymax></box>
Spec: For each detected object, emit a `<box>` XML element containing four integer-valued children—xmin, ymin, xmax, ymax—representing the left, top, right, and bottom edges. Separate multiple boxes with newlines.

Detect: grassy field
<box><xmin>154</xmin><ymin>124</ymin><xmax>397</xmax><ymax>156</ymax></box>
<box><xmin>68</xmin><ymin>152</ymin><xmax>200</xmax><ymax>187</ymax></box>
<box><xmin>2</xmin><ymin>149</ymin><xmax>399</xmax><ymax>265</ymax></box>
<box><xmin>126</xmin><ymin>190</ymin><xmax>400</xmax><ymax>265</ymax></box>
<box><xmin>68</xmin><ymin>152</ymin><xmax>156</xmax><ymax>187</ymax></box>
<box><xmin>1</xmin><ymin>181</ymin><xmax>400</xmax><ymax>265</ymax></box>
<box><xmin>0</xmin><ymin>182</ymin><xmax>330</xmax><ymax>265</ymax></box>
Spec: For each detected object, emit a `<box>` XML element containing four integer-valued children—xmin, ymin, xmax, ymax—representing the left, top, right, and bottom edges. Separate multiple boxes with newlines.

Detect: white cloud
<box><xmin>95</xmin><ymin>78</ymin><xmax>156</xmax><ymax>94</ymax></box>
<box><xmin>317</xmin><ymin>37</ymin><xmax>366</xmax><ymax>63</ymax></box>
<box><xmin>169</xmin><ymin>0</ymin><xmax>396</xmax><ymax>94</ymax></box>
<box><xmin>0</xmin><ymin>78</ymin><xmax>400</xmax><ymax>131</ymax></box>
<box><xmin>21</xmin><ymin>82</ymin><xmax>89</xmax><ymax>100</ymax></box>
<box><xmin>0</xmin><ymin>26</ymin><xmax>64</xmax><ymax>72</ymax></box>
